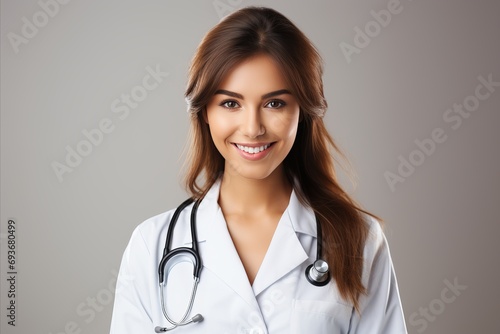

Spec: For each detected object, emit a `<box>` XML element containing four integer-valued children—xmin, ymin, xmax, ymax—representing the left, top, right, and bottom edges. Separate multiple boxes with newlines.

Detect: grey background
<box><xmin>1</xmin><ymin>0</ymin><xmax>499</xmax><ymax>333</ymax></box>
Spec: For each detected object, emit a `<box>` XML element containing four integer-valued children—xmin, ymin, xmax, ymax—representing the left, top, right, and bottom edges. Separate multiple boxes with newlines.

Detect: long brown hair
<box><xmin>184</xmin><ymin>6</ymin><xmax>378</xmax><ymax>311</ymax></box>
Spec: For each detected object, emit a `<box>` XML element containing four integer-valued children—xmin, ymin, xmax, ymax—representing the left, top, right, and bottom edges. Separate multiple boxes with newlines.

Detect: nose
<box><xmin>241</xmin><ymin>106</ymin><xmax>265</xmax><ymax>138</ymax></box>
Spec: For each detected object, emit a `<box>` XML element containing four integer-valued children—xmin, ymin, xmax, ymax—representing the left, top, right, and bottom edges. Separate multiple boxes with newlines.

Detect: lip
<box><xmin>232</xmin><ymin>142</ymin><xmax>275</xmax><ymax>161</ymax></box>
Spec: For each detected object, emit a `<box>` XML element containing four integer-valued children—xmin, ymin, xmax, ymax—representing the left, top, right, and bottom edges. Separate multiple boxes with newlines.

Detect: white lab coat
<box><xmin>110</xmin><ymin>180</ymin><xmax>407</xmax><ymax>333</ymax></box>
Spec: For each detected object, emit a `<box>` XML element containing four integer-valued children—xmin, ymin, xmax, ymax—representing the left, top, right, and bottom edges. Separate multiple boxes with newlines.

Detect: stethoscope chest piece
<box><xmin>305</xmin><ymin>259</ymin><xmax>330</xmax><ymax>286</ymax></box>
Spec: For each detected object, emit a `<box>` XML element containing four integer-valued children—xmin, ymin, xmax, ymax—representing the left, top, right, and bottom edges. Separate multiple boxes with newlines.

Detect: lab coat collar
<box><xmin>285</xmin><ymin>184</ymin><xmax>318</xmax><ymax>238</ymax></box>
<box><xmin>193</xmin><ymin>179</ymin><xmax>318</xmax><ymax>242</ymax></box>
<box><xmin>189</xmin><ymin>179</ymin><xmax>318</xmax><ymax>304</ymax></box>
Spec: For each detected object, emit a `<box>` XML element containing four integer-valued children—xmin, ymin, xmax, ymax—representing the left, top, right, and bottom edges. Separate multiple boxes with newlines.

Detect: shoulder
<box><xmin>363</xmin><ymin>214</ymin><xmax>386</xmax><ymax>251</ymax></box>
<box><xmin>350</xmin><ymin>216</ymin><xmax>407</xmax><ymax>331</ymax></box>
<box><xmin>361</xmin><ymin>214</ymin><xmax>390</xmax><ymax>268</ymax></box>
<box><xmin>124</xmin><ymin>206</ymin><xmax>181</xmax><ymax>256</ymax></box>
<box><xmin>129</xmin><ymin>197</ymin><xmax>200</xmax><ymax>251</ymax></box>
<box><xmin>135</xmin><ymin>209</ymin><xmax>175</xmax><ymax>237</ymax></box>
<box><xmin>360</xmin><ymin>214</ymin><xmax>396</xmax><ymax>283</ymax></box>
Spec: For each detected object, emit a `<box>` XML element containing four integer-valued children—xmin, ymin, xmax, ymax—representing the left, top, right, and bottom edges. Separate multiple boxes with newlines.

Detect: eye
<box><xmin>220</xmin><ymin>100</ymin><xmax>240</xmax><ymax>109</ymax></box>
<box><xmin>265</xmin><ymin>100</ymin><xmax>286</xmax><ymax>109</ymax></box>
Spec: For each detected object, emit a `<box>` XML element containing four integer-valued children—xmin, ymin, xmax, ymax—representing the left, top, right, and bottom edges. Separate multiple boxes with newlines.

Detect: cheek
<box><xmin>270</xmin><ymin>112</ymin><xmax>300</xmax><ymax>139</ymax></box>
<box><xmin>207</xmin><ymin>113</ymin><xmax>233</xmax><ymax>142</ymax></box>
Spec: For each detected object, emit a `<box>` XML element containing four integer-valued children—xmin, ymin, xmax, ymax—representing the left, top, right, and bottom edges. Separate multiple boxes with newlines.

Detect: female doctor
<box><xmin>110</xmin><ymin>6</ymin><xmax>407</xmax><ymax>334</ymax></box>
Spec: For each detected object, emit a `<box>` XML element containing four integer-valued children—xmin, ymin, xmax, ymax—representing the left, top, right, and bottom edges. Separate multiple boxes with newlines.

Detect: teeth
<box><xmin>236</xmin><ymin>144</ymin><xmax>270</xmax><ymax>154</ymax></box>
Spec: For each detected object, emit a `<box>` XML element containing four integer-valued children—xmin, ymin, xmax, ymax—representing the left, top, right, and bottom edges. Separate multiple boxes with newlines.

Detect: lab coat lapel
<box><xmin>252</xmin><ymin>189</ymin><xmax>315</xmax><ymax>296</ymax></box>
<box><xmin>194</xmin><ymin>182</ymin><xmax>317</xmax><ymax>306</ymax></box>
<box><xmin>196</xmin><ymin>181</ymin><xmax>260</xmax><ymax>311</ymax></box>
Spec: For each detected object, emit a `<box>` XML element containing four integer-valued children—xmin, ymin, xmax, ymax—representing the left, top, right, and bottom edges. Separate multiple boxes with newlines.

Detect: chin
<box><xmin>225</xmin><ymin>164</ymin><xmax>275</xmax><ymax>181</ymax></box>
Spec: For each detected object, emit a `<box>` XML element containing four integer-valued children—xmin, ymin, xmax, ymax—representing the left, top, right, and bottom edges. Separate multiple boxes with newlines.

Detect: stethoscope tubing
<box><xmin>159</xmin><ymin>198</ymin><xmax>202</xmax><ymax>283</ymax></box>
<box><xmin>159</xmin><ymin>277</ymin><xmax>201</xmax><ymax>329</ymax></box>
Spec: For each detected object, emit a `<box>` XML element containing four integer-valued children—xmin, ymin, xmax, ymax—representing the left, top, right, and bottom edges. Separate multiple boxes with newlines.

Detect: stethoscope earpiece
<box><xmin>305</xmin><ymin>259</ymin><xmax>330</xmax><ymax>287</ymax></box>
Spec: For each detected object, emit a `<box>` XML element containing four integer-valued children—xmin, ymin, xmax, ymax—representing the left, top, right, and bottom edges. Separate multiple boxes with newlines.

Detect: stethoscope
<box><xmin>155</xmin><ymin>197</ymin><xmax>330</xmax><ymax>333</ymax></box>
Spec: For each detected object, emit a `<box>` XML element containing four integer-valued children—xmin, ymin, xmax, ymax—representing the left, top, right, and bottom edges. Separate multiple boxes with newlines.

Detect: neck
<box><xmin>218</xmin><ymin>167</ymin><xmax>292</xmax><ymax>215</ymax></box>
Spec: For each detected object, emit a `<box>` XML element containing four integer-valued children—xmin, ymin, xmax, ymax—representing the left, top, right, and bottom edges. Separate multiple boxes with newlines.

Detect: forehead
<box><xmin>217</xmin><ymin>54</ymin><xmax>289</xmax><ymax>94</ymax></box>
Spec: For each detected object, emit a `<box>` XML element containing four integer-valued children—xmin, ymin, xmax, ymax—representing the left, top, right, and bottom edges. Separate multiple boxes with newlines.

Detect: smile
<box><xmin>234</xmin><ymin>143</ymin><xmax>272</xmax><ymax>154</ymax></box>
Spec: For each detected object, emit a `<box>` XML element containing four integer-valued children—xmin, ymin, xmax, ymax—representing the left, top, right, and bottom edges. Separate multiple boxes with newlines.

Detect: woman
<box><xmin>110</xmin><ymin>6</ymin><xmax>407</xmax><ymax>333</ymax></box>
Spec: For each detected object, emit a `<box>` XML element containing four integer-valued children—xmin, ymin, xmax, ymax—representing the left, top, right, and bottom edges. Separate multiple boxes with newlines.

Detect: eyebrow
<box><xmin>214</xmin><ymin>89</ymin><xmax>291</xmax><ymax>99</ymax></box>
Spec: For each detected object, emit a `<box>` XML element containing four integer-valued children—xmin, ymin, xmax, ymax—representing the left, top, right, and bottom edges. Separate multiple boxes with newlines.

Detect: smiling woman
<box><xmin>110</xmin><ymin>6</ymin><xmax>407</xmax><ymax>334</ymax></box>
<box><xmin>205</xmin><ymin>54</ymin><xmax>300</xmax><ymax>182</ymax></box>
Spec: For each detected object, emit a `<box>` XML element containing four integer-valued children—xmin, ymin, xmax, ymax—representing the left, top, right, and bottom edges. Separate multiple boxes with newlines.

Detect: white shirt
<box><xmin>110</xmin><ymin>181</ymin><xmax>408</xmax><ymax>333</ymax></box>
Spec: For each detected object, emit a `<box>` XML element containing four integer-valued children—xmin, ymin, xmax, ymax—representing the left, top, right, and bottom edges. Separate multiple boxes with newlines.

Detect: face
<box><xmin>205</xmin><ymin>53</ymin><xmax>300</xmax><ymax>181</ymax></box>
